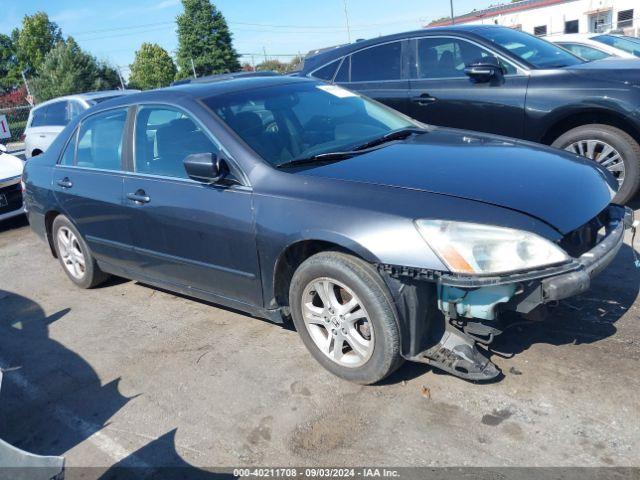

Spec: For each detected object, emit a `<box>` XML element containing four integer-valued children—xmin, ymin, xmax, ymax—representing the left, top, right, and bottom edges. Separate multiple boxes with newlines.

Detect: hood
<box><xmin>0</xmin><ymin>152</ymin><xmax>24</xmax><ymax>181</ymax></box>
<box><xmin>564</xmin><ymin>57</ymin><xmax>640</xmax><ymax>85</ymax></box>
<box><xmin>299</xmin><ymin>129</ymin><xmax>616</xmax><ymax>234</ymax></box>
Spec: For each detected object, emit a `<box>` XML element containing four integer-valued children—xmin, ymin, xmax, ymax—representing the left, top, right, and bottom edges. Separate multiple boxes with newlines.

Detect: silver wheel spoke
<box><xmin>565</xmin><ymin>139</ymin><xmax>625</xmax><ymax>186</ymax></box>
<box><xmin>301</xmin><ymin>277</ymin><xmax>374</xmax><ymax>368</ymax></box>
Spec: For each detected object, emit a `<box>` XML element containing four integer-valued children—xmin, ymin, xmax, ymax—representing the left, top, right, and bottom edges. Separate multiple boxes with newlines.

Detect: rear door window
<box><xmin>76</xmin><ymin>108</ymin><xmax>128</xmax><ymax>170</ymax></box>
<box><xmin>350</xmin><ymin>41</ymin><xmax>402</xmax><ymax>81</ymax></box>
<box><xmin>30</xmin><ymin>106</ymin><xmax>49</xmax><ymax>127</ymax></box>
<box><xmin>59</xmin><ymin>129</ymin><xmax>78</xmax><ymax>166</ymax></box>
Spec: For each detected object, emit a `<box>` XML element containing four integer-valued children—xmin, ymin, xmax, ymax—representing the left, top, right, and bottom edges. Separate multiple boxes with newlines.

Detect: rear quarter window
<box><xmin>29</xmin><ymin>106</ymin><xmax>49</xmax><ymax>127</ymax></box>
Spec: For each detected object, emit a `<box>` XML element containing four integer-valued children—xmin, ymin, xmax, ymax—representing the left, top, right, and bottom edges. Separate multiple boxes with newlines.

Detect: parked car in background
<box><xmin>23</xmin><ymin>76</ymin><xmax>631</xmax><ymax>384</ymax></box>
<box><xmin>24</xmin><ymin>90</ymin><xmax>139</xmax><ymax>159</ymax></box>
<box><xmin>544</xmin><ymin>33</ymin><xmax>639</xmax><ymax>61</ymax></box>
<box><xmin>0</xmin><ymin>144</ymin><xmax>25</xmax><ymax>221</ymax></box>
<box><xmin>298</xmin><ymin>25</ymin><xmax>640</xmax><ymax>204</ymax></box>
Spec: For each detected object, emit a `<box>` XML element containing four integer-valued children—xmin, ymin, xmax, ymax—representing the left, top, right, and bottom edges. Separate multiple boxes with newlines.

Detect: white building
<box><xmin>428</xmin><ymin>0</ymin><xmax>638</xmax><ymax>37</ymax></box>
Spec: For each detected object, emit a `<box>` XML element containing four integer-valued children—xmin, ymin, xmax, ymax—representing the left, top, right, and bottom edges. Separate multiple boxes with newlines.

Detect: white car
<box><xmin>545</xmin><ymin>33</ymin><xmax>640</xmax><ymax>61</ymax></box>
<box><xmin>0</xmin><ymin>144</ymin><xmax>25</xmax><ymax>221</ymax></box>
<box><xmin>24</xmin><ymin>90</ymin><xmax>139</xmax><ymax>159</ymax></box>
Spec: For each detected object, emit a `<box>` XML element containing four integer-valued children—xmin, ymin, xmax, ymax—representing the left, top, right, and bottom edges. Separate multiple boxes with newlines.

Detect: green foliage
<box><xmin>255</xmin><ymin>56</ymin><xmax>304</xmax><ymax>73</ymax></box>
<box><xmin>176</xmin><ymin>0</ymin><xmax>240</xmax><ymax>78</ymax></box>
<box><xmin>14</xmin><ymin>12</ymin><xmax>62</xmax><ymax>73</ymax></box>
<box><xmin>129</xmin><ymin>43</ymin><xmax>177</xmax><ymax>90</ymax></box>
<box><xmin>30</xmin><ymin>37</ymin><xmax>120</xmax><ymax>102</ymax></box>
<box><xmin>0</xmin><ymin>34</ymin><xmax>21</xmax><ymax>93</ymax></box>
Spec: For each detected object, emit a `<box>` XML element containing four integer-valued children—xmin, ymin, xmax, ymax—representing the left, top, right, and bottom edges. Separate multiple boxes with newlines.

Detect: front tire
<box><xmin>52</xmin><ymin>215</ymin><xmax>109</xmax><ymax>288</ymax></box>
<box><xmin>551</xmin><ymin>124</ymin><xmax>640</xmax><ymax>204</ymax></box>
<box><xmin>289</xmin><ymin>251</ymin><xmax>403</xmax><ymax>384</ymax></box>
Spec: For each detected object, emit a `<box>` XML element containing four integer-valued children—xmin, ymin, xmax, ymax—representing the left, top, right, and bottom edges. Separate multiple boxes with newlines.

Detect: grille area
<box><xmin>0</xmin><ymin>182</ymin><xmax>23</xmax><ymax>215</ymax></box>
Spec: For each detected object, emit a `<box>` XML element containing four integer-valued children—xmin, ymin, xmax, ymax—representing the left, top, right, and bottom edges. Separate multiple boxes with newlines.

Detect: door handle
<box><xmin>56</xmin><ymin>178</ymin><xmax>73</xmax><ymax>188</ymax></box>
<box><xmin>127</xmin><ymin>190</ymin><xmax>150</xmax><ymax>204</ymax></box>
<box><xmin>411</xmin><ymin>93</ymin><xmax>437</xmax><ymax>105</ymax></box>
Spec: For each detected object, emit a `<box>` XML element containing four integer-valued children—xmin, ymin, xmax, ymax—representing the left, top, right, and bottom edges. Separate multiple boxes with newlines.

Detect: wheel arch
<box><xmin>540</xmin><ymin>108</ymin><xmax>640</xmax><ymax>146</ymax></box>
<box><xmin>44</xmin><ymin>210</ymin><xmax>61</xmax><ymax>258</ymax></box>
<box><xmin>270</xmin><ymin>234</ymin><xmax>379</xmax><ymax>310</ymax></box>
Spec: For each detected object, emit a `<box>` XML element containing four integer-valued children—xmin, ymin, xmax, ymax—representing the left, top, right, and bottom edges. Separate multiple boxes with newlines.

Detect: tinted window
<box><xmin>30</xmin><ymin>106</ymin><xmax>48</xmax><ymax>127</ymax></box>
<box><xmin>59</xmin><ymin>129</ymin><xmax>78</xmax><ymax>166</ymax></box>
<box><xmin>311</xmin><ymin>60</ymin><xmax>340</xmax><ymax>81</ymax></box>
<box><xmin>533</xmin><ymin>25</ymin><xmax>547</xmax><ymax>36</ymax></box>
<box><xmin>46</xmin><ymin>101</ymin><xmax>70</xmax><ymax>126</ymax></box>
<box><xmin>593</xmin><ymin>35</ymin><xmax>640</xmax><ymax>57</ymax></box>
<box><xmin>415</xmin><ymin>37</ymin><xmax>515</xmax><ymax>78</ymax></box>
<box><xmin>565</xmin><ymin>20</ymin><xmax>579</xmax><ymax>34</ymax></box>
<box><xmin>350</xmin><ymin>42</ymin><xmax>402</xmax><ymax>81</ymax></box>
<box><xmin>334</xmin><ymin>57</ymin><xmax>350</xmax><ymax>82</ymax></box>
<box><xmin>76</xmin><ymin>109</ymin><xmax>127</xmax><ymax>170</ymax></box>
<box><xmin>481</xmin><ymin>28</ymin><xmax>583</xmax><ymax>68</ymax></box>
<box><xmin>205</xmin><ymin>82</ymin><xmax>415</xmax><ymax>167</ymax></box>
<box><xmin>558</xmin><ymin>43</ymin><xmax>610</xmax><ymax>61</ymax></box>
<box><xmin>134</xmin><ymin>106</ymin><xmax>218</xmax><ymax>179</ymax></box>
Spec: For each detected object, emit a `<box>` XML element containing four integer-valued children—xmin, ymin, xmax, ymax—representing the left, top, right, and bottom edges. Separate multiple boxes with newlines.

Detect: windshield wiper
<box><xmin>275</xmin><ymin>151</ymin><xmax>358</xmax><ymax>169</ymax></box>
<box><xmin>352</xmin><ymin>127</ymin><xmax>428</xmax><ymax>151</ymax></box>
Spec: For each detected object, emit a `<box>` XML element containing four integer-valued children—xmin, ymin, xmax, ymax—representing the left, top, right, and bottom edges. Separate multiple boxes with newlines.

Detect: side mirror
<box><xmin>0</xmin><ymin>144</ymin><xmax>6</xmax><ymax>154</ymax></box>
<box><xmin>464</xmin><ymin>57</ymin><xmax>503</xmax><ymax>82</ymax></box>
<box><xmin>183</xmin><ymin>152</ymin><xmax>228</xmax><ymax>183</ymax></box>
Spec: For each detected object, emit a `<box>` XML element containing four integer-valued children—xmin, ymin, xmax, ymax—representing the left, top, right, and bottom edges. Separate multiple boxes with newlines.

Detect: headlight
<box><xmin>415</xmin><ymin>219</ymin><xmax>569</xmax><ymax>275</ymax></box>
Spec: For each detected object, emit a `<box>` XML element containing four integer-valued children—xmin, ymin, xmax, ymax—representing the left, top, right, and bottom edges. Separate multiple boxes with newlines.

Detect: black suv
<box><xmin>298</xmin><ymin>25</ymin><xmax>640</xmax><ymax>204</ymax></box>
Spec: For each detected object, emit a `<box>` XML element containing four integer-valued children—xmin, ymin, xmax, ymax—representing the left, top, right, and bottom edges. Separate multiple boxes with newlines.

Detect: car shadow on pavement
<box><xmin>98</xmin><ymin>429</ymin><xmax>235</xmax><ymax>479</ymax></box>
<box><xmin>0</xmin><ymin>289</ymin><xmax>132</xmax><ymax>457</ymax></box>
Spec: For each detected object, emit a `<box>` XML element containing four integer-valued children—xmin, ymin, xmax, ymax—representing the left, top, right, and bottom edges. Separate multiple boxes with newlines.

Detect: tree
<box><xmin>0</xmin><ymin>34</ymin><xmax>21</xmax><ymax>93</ymax></box>
<box><xmin>30</xmin><ymin>37</ymin><xmax>120</xmax><ymax>102</ymax></box>
<box><xmin>14</xmin><ymin>12</ymin><xmax>62</xmax><ymax>74</ymax></box>
<box><xmin>176</xmin><ymin>0</ymin><xmax>240</xmax><ymax>78</ymax></box>
<box><xmin>255</xmin><ymin>56</ymin><xmax>304</xmax><ymax>74</ymax></box>
<box><xmin>129</xmin><ymin>43</ymin><xmax>177</xmax><ymax>90</ymax></box>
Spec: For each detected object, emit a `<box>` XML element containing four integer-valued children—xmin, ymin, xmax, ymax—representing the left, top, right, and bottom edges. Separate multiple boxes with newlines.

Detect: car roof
<box><xmin>84</xmin><ymin>76</ymin><xmax>317</xmax><ymax>111</ymax></box>
<box><xmin>301</xmin><ymin>25</ymin><xmax>509</xmax><ymax>69</ymax></box>
<box><xmin>544</xmin><ymin>33</ymin><xmax>596</xmax><ymax>41</ymax></box>
<box><xmin>32</xmin><ymin>89</ymin><xmax>139</xmax><ymax>110</ymax></box>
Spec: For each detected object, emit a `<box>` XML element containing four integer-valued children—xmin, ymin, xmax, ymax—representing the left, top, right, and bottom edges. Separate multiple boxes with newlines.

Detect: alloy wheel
<box><xmin>57</xmin><ymin>227</ymin><xmax>86</xmax><ymax>280</ymax></box>
<box><xmin>301</xmin><ymin>277</ymin><xmax>374</xmax><ymax>368</ymax></box>
<box><xmin>565</xmin><ymin>139</ymin><xmax>625</xmax><ymax>186</ymax></box>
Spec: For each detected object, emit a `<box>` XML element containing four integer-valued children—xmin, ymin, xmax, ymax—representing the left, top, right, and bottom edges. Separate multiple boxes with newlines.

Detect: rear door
<box><xmin>333</xmin><ymin>40</ymin><xmax>411</xmax><ymax>114</ymax></box>
<box><xmin>52</xmin><ymin>107</ymin><xmax>137</xmax><ymax>271</ymax></box>
<box><xmin>407</xmin><ymin>36</ymin><xmax>529</xmax><ymax>138</ymax></box>
<box><xmin>122</xmin><ymin>104</ymin><xmax>261</xmax><ymax>307</ymax></box>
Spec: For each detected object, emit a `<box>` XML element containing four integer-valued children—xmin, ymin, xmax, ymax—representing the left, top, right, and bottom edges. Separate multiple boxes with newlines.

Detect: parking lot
<box><xmin>0</xmin><ymin>207</ymin><xmax>639</xmax><ymax>472</ymax></box>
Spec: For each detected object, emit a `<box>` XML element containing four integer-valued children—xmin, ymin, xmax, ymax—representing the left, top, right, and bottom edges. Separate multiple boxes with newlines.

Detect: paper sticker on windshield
<box><xmin>317</xmin><ymin>85</ymin><xmax>358</xmax><ymax>98</ymax></box>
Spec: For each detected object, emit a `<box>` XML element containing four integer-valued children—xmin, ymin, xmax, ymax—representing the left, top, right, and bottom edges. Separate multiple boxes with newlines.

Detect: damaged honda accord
<box><xmin>23</xmin><ymin>76</ymin><xmax>634</xmax><ymax>384</ymax></box>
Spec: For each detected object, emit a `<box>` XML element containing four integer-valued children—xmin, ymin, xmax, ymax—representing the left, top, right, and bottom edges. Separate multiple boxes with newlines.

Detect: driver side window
<box><xmin>414</xmin><ymin>37</ymin><xmax>515</xmax><ymax>79</ymax></box>
<box><xmin>134</xmin><ymin>106</ymin><xmax>218</xmax><ymax>179</ymax></box>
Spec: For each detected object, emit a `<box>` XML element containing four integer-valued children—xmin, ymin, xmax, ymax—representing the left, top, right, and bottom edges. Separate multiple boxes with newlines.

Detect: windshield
<box><xmin>592</xmin><ymin>35</ymin><xmax>640</xmax><ymax>57</ymax></box>
<box><xmin>480</xmin><ymin>28</ymin><xmax>584</xmax><ymax>68</ymax></box>
<box><xmin>205</xmin><ymin>82</ymin><xmax>416</xmax><ymax>166</ymax></box>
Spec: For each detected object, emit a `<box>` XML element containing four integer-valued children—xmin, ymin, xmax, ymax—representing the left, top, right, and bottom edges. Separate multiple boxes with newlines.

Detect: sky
<box><xmin>0</xmin><ymin>0</ymin><xmax>496</xmax><ymax>76</ymax></box>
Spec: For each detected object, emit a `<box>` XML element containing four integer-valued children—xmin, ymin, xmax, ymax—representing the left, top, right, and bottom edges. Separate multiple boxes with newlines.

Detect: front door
<box><xmin>122</xmin><ymin>105</ymin><xmax>262</xmax><ymax>307</ymax></box>
<box><xmin>407</xmin><ymin>36</ymin><xmax>529</xmax><ymax>139</ymax></box>
<box><xmin>52</xmin><ymin>107</ymin><xmax>137</xmax><ymax>271</ymax></box>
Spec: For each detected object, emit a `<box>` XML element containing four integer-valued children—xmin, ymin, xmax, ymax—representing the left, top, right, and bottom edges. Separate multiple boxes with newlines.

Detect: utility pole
<box><xmin>342</xmin><ymin>0</ymin><xmax>352</xmax><ymax>42</ymax></box>
<box><xmin>190</xmin><ymin>58</ymin><xmax>197</xmax><ymax>78</ymax></box>
<box><xmin>262</xmin><ymin>46</ymin><xmax>268</xmax><ymax>62</ymax></box>
<box><xmin>449</xmin><ymin>0</ymin><xmax>455</xmax><ymax>25</ymax></box>
<box><xmin>116</xmin><ymin>67</ymin><xmax>126</xmax><ymax>90</ymax></box>
<box><xmin>21</xmin><ymin>69</ymin><xmax>34</xmax><ymax>105</ymax></box>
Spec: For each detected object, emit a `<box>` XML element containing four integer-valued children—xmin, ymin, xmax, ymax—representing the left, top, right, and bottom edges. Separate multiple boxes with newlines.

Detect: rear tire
<box><xmin>52</xmin><ymin>215</ymin><xmax>109</xmax><ymax>288</ymax></box>
<box><xmin>551</xmin><ymin>124</ymin><xmax>640</xmax><ymax>204</ymax></box>
<box><xmin>289</xmin><ymin>251</ymin><xmax>403</xmax><ymax>384</ymax></box>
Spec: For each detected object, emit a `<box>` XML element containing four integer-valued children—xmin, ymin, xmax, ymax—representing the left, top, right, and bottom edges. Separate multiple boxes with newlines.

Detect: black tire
<box><xmin>551</xmin><ymin>124</ymin><xmax>640</xmax><ymax>204</ymax></box>
<box><xmin>52</xmin><ymin>215</ymin><xmax>109</xmax><ymax>288</ymax></box>
<box><xmin>289</xmin><ymin>251</ymin><xmax>403</xmax><ymax>384</ymax></box>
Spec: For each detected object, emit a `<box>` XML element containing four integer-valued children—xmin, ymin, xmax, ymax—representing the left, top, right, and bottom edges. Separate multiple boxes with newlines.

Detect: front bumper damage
<box><xmin>380</xmin><ymin>205</ymin><xmax>631</xmax><ymax>381</ymax></box>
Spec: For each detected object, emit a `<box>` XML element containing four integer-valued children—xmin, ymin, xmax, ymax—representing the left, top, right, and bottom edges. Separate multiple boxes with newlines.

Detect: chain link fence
<box><xmin>0</xmin><ymin>105</ymin><xmax>31</xmax><ymax>145</ymax></box>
